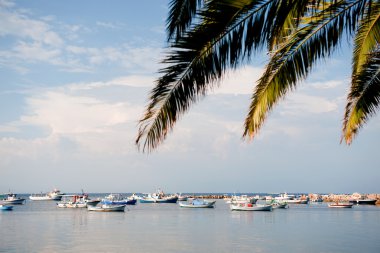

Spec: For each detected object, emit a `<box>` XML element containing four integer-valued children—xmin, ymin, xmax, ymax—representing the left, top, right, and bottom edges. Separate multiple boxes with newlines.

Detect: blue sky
<box><xmin>0</xmin><ymin>0</ymin><xmax>379</xmax><ymax>194</ymax></box>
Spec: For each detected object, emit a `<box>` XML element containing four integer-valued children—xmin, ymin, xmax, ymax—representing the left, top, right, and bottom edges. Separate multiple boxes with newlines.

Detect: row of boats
<box><xmin>1</xmin><ymin>190</ymin><xmax>377</xmax><ymax>212</ymax></box>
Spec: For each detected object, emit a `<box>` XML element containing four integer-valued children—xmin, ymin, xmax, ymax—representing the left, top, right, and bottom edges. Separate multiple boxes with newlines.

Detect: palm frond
<box><xmin>243</xmin><ymin>0</ymin><xmax>368</xmax><ymax>140</ymax></box>
<box><xmin>352</xmin><ymin>3</ymin><xmax>380</xmax><ymax>75</ymax></box>
<box><xmin>137</xmin><ymin>0</ymin><xmax>284</xmax><ymax>152</ymax></box>
<box><xmin>343</xmin><ymin>48</ymin><xmax>380</xmax><ymax>144</ymax></box>
<box><xmin>167</xmin><ymin>0</ymin><xmax>205</xmax><ymax>42</ymax></box>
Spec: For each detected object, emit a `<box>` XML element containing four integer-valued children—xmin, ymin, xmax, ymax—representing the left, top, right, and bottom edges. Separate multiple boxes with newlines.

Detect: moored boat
<box><xmin>0</xmin><ymin>204</ymin><xmax>13</xmax><ymax>211</ymax></box>
<box><xmin>101</xmin><ymin>193</ymin><xmax>137</xmax><ymax>205</ymax></box>
<box><xmin>87</xmin><ymin>204</ymin><xmax>126</xmax><ymax>212</ymax></box>
<box><xmin>328</xmin><ymin>202</ymin><xmax>354</xmax><ymax>208</ymax></box>
<box><xmin>349</xmin><ymin>199</ymin><xmax>377</xmax><ymax>205</ymax></box>
<box><xmin>29</xmin><ymin>188</ymin><xmax>64</xmax><ymax>201</ymax></box>
<box><xmin>225</xmin><ymin>195</ymin><xmax>258</xmax><ymax>204</ymax></box>
<box><xmin>1</xmin><ymin>193</ymin><xmax>25</xmax><ymax>205</ymax></box>
<box><xmin>268</xmin><ymin>200</ymin><xmax>288</xmax><ymax>209</ymax></box>
<box><xmin>139</xmin><ymin>189</ymin><xmax>178</xmax><ymax>203</ymax></box>
<box><xmin>230</xmin><ymin>203</ymin><xmax>272</xmax><ymax>211</ymax></box>
<box><xmin>179</xmin><ymin>198</ymin><xmax>216</xmax><ymax>208</ymax></box>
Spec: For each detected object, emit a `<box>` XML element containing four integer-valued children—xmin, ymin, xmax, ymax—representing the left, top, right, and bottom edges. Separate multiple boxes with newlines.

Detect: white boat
<box><xmin>29</xmin><ymin>188</ymin><xmax>64</xmax><ymax>201</ymax></box>
<box><xmin>179</xmin><ymin>199</ymin><xmax>216</xmax><ymax>208</ymax></box>
<box><xmin>1</xmin><ymin>193</ymin><xmax>25</xmax><ymax>205</ymax></box>
<box><xmin>57</xmin><ymin>195</ymin><xmax>87</xmax><ymax>208</ymax></box>
<box><xmin>328</xmin><ymin>202</ymin><xmax>353</xmax><ymax>208</ymax></box>
<box><xmin>225</xmin><ymin>195</ymin><xmax>258</xmax><ymax>204</ymax></box>
<box><xmin>268</xmin><ymin>200</ymin><xmax>288</xmax><ymax>209</ymax></box>
<box><xmin>230</xmin><ymin>203</ymin><xmax>272</xmax><ymax>211</ymax></box>
<box><xmin>29</xmin><ymin>194</ymin><xmax>52</xmax><ymax>201</ymax></box>
<box><xmin>87</xmin><ymin>204</ymin><xmax>126</xmax><ymax>212</ymax></box>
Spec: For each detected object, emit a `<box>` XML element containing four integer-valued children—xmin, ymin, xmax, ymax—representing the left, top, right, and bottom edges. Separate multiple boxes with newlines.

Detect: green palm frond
<box><xmin>343</xmin><ymin>48</ymin><xmax>380</xmax><ymax>144</ymax></box>
<box><xmin>352</xmin><ymin>3</ymin><xmax>380</xmax><ymax>75</ymax></box>
<box><xmin>243</xmin><ymin>0</ymin><xmax>368</xmax><ymax>140</ymax></box>
<box><xmin>137</xmin><ymin>0</ymin><xmax>285</xmax><ymax>152</ymax></box>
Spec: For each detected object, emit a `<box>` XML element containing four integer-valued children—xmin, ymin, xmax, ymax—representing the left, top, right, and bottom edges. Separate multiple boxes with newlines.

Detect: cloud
<box><xmin>0</xmin><ymin>4</ymin><xmax>63</xmax><ymax>46</ymax></box>
<box><xmin>213</xmin><ymin>66</ymin><xmax>263</xmax><ymax>95</ymax></box>
<box><xmin>21</xmin><ymin>91</ymin><xmax>139</xmax><ymax>135</ymax></box>
<box><xmin>281</xmin><ymin>93</ymin><xmax>338</xmax><ymax>115</ymax></box>
<box><xmin>309</xmin><ymin>80</ymin><xmax>344</xmax><ymax>89</ymax></box>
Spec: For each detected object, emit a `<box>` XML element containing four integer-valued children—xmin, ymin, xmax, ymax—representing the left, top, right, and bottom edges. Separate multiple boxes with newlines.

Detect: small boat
<box><xmin>139</xmin><ymin>189</ymin><xmax>178</xmax><ymax>203</ymax></box>
<box><xmin>179</xmin><ymin>198</ymin><xmax>216</xmax><ymax>208</ymax></box>
<box><xmin>349</xmin><ymin>198</ymin><xmax>377</xmax><ymax>205</ymax></box>
<box><xmin>0</xmin><ymin>204</ymin><xmax>13</xmax><ymax>211</ymax></box>
<box><xmin>230</xmin><ymin>203</ymin><xmax>272</xmax><ymax>211</ymax></box>
<box><xmin>177</xmin><ymin>194</ymin><xmax>188</xmax><ymax>201</ymax></box>
<box><xmin>1</xmin><ymin>193</ymin><xmax>25</xmax><ymax>205</ymax></box>
<box><xmin>328</xmin><ymin>202</ymin><xmax>354</xmax><ymax>208</ymax></box>
<box><xmin>87</xmin><ymin>204</ymin><xmax>126</xmax><ymax>212</ymax></box>
<box><xmin>225</xmin><ymin>195</ymin><xmax>258</xmax><ymax>204</ymax></box>
<box><xmin>57</xmin><ymin>195</ymin><xmax>87</xmax><ymax>208</ymax></box>
<box><xmin>29</xmin><ymin>188</ymin><xmax>64</xmax><ymax>201</ymax></box>
<box><xmin>101</xmin><ymin>193</ymin><xmax>137</xmax><ymax>205</ymax></box>
<box><xmin>268</xmin><ymin>200</ymin><xmax>288</xmax><ymax>209</ymax></box>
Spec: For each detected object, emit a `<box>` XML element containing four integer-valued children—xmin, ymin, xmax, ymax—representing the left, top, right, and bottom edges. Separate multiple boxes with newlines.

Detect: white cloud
<box><xmin>281</xmin><ymin>93</ymin><xmax>338</xmax><ymax>115</ymax></box>
<box><xmin>0</xmin><ymin>5</ymin><xmax>63</xmax><ymax>46</ymax></box>
<box><xmin>21</xmin><ymin>91</ymin><xmax>139</xmax><ymax>135</ymax></box>
<box><xmin>213</xmin><ymin>66</ymin><xmax>263</xmax><ymax>95</ymax></box>
<box><xmin>309</xmin><ymin>80</ymin><xmax>344</xmax><ymax>89</ymax></box>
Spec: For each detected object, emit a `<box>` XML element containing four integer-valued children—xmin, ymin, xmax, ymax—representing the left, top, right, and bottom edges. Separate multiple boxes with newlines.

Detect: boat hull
<box><xmin>349</xmin><ymin>199</ymin><xmax>377</xmax><ymax>205</ymax></box>
<box><xmin>0</xmin><ymin>205</ymin><xmax>13</xmax><ymax>211</ymax></box>
<box><xmin>139</xmin><ymin>196</ymin><xmax>178</xmax><ymax>203</ymax></box>
<box><xmin>102</xmin><ymin>199</ymin><xmax>137</xmax><ymax>205</ymax></box>
<box><xmin>179</xmin><ymin>201</ymin><xmax>216</xmax><ymax>208</ymax></box>
<box><xmin>230</xmin><ymin>204</ymin><xmax>272</xmax><ymax>211</ymax></box>
<box><xmin>87</xmin><ymin>205</ymin><xmax>125</xmax><ymax>212</ymax></box>
<box><xmin>328</xmin><ymin>203</ymin><xmax>353</xmax><ymax>208</ymax></box>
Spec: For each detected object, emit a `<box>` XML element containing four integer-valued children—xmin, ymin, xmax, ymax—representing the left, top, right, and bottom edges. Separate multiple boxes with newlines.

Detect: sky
<box><xmin>0</xmin><ymin>0</ymin><xmax>379</xmax><ymax>194</ymax></box>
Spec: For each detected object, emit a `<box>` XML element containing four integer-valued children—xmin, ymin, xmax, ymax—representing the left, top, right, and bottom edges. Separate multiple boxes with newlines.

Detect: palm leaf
<box><xmin>167</xmin><ymin>0</ymin><xmax>205</xmax><ymax>42</ymax></box>
<box><xmin>137</xmin><ymin>0</ymin><xmax>288</xmax><ymax>152</ymax></box>
<box><xmin>352</xmin><ymin>2</ymin><xmax>380</xmax><ymax>75</ymax></box>
<box><xmin>243</xmin><ymin>0</ymin><xmax>369</xmax><ymax>140</ymax></box>
<box><xmin>343</xmin><ymin>48</ymin><xmax>380</xmax><ymax>144</ymax></box>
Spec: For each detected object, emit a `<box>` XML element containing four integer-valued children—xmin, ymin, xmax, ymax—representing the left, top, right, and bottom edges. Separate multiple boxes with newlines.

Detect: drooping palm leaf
<box><xmin>167</xmin><ymin>0</ymin><xmax>205</xmax><ymax>42</ymax></box>
<box><xmin>352</xmin><ymin>3</ymin><xmax>380</xmax><ymax>75</ymax></box>
<box><xmin>343</xmin><ymin>48</ymin><xmax>380</xmax><ymax>143</ymax></box>
<box><xmin>243</xmin><ymin>0</ymin><xmax>369</xmax><ymax>140</ymax></box>
<box><xmin>137</xmin><ymin>0</ymin><xmax>290</xmax><ymax>151</ymax></box>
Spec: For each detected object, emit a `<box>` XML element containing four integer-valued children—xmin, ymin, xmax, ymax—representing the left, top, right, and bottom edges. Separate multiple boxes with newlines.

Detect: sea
<box><xmin>1</xmin><ymin>193</ymin><xmax>379</xmax><ymax>253</ymax></box>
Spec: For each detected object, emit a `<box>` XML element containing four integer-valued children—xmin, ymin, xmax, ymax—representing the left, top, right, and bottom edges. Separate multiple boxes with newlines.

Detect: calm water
<box><xmin>1</xmin><ymin>194</ymin><xmax>380</xmax><ymax>253</ymax></box>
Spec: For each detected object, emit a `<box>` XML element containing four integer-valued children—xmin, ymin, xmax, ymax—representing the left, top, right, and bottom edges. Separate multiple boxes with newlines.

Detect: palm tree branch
<box><xmin>243</xmin><ymin>0</ymin><xmax>366</xmax><ymax>139</ymax></box>
<box><xmin>137</xmin><ymin>0</ymin><xmax>277</xmax><ymax>151</ymax></box>
<box><xmin>352</xmin><ymin>3</ymin><xmax>380</xmax><ymax>75</ymax></box>
<box><xmin>343</xmin><ymin>48</ymin><xmax>380</xmax><ymax>144</ymax></box>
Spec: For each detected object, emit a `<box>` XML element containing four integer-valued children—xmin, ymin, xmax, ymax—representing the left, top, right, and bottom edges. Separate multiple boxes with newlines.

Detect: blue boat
<box><xmin>101</xmin><ymin>194</ymin><xmax>137</xmax><ymax>205</ymax></box>
<box><xmin>179</xmin><ymin>198</ymin><xmax>216</xmax><ymax>208</ymax></box>
<box><xmin>0</xmin><ymin>205</ymin><xmax>13</xmax><ymax>211</ymax></box>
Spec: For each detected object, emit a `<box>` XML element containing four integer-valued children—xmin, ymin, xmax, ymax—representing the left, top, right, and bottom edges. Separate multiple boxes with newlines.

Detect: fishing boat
<box><xmin>1</xmin><ymin>193</ymin><xmax>25</xmax><ymax>205</ymax></box>
<box><xmin>179</xmin><ymin>198</ymin><xmax>216</xmax><ymax>208</ymax></box>
<box><xmin>348</xmin><ymin>198</ymin><xmax>377</xmax><ymax>205</ymax></box>
<box><xmin>87</xmin><ymin>204</ymin><xmax>126</xmax><ymax>212</ymax></box>
<box><xmin>328</xmin><ymin>202</ymin><xmax>354</xmax><ymax>208</ymax></box>
<box><xmin>57</xmin><ymin>195</ymin><xmax>87</xmax><ymax>208</ymax></box>
<box><xmin>29</xmin><ymin>188</ymin><xmax>64</xmax><ymax>201</ymax></box>
<box><xmin>230</xmin><ymin>203</ymin><xmax>272</xmax><ymax>211</ymax></box>
<box><xmin>139</xmin><ymin>189</ymin><xmax>178</xmax><ymax>203</ymax></box>
<box><xmin>101</xmin><ymin>193</ymin><xmax>137</xmax><ymax>205</ymax></box>
<box><xmin>0</xmin><ymin>205</ymin><xmax>13</xmax><ymax>211</ymax></box>
<box><xmin>268</xmin><ymin>200</ymin><xmax>288</xmax><ymax>209</ymax></box>
<box><xmin>225</xmin><ymin>195</ymin><xmax>258</xmax><ymax>204</ymax></box>
<box><xmin>177</xmin><ymin>194</ymin><xmax>188</xmax><ymax>201</ymax></box>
